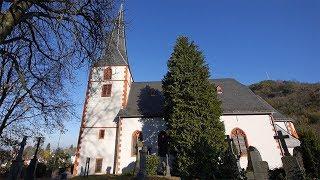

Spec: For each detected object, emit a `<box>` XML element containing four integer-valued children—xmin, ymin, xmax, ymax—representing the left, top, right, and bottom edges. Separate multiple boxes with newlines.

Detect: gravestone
<box><xmin>136</xmin><ymin>146</ymin><xmax>148</xmax><ymax>180</ymax></box>
<box><xmin>7</xmin><ymin>136</ymin><xmax>28</xmax><ymax>180</ymax></box>
<box><xmin>25</xmin><ymin>137</ymin><xmax>42</xmax><ymax>180</ymax></box>
<box><xmin>282</xmin><ymin>156</ymin><xmax>304</xmax><ymax>180</ymax></box>
<box><xmin>134</xmin><ymin>137</ymin><xmax>143</xmax><ymax>175</ymax></box>
<box><xmin>293</xmin><ymin>147</ymin><xmax>305</xmax><ymax>175</ymax></box>
<box><xmin>225</xmin><ymin>135</ymin><xmax>243</xmax><ymax>179</ymax></box>
<box><xmin>84</xmin><ymin>157</ymin><xmax>90</xmax><ymax>177</ymax></box>
<box><xmin>246</xmin><ymin>146</ymin><xmax>269</xmax><ymax>180</ymax></box>
<box><xmin>274</xmin><ymin>131</ymin><xmax>304</xmax><ymax>180</ymax></box>
<box><xmin>158</xmin><ymin>131</ymin><xmax>170</xmax><ymax>176</ymax></box>
<box><xmin>165</xmin><ymin>154</ymin><xmax>171</xmax><ymax>177</ymax></box>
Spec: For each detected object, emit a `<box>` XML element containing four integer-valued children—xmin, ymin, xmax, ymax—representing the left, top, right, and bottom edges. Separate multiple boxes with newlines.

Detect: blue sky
<box><xmin>46</xmin><ymin>0</ymin><xmax>320</xmax><ymax>148</ymax></box>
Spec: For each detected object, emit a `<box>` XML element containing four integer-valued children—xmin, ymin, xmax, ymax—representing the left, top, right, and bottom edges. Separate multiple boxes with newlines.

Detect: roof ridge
<box><xmin>133</xmin><ymin>78</ymin><xmax>238</xmax><ymax>84</ymax></box>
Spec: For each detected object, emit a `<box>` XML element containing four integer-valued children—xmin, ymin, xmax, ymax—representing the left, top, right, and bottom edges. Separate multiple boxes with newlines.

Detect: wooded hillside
<box><xmin>250</xmin><ymin>80</ymin><xmax>320</xmax><ymax>135</ymax></box>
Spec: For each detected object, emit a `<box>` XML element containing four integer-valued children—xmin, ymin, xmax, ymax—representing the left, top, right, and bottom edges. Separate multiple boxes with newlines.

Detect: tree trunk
<box><xmin>0</xmin><ymin>1</ymin><xmax>33</xmax><ymax>44</ymax></box>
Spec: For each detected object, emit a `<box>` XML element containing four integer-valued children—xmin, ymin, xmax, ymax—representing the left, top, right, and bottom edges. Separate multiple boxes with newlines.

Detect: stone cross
<box><xmin>136</xmin><ymin>146</ymin><xmax>148</xmax><ymax>180</ymax></box>
<box><xmin>134</xmin><ymin>138</ymin><xmax>143</xmax><ymax>175</ymax></box>
<box><xmin>25</xmin><ymin>137</ymin><xmax>42</xmax><ymax>180</ymax></box>
<box><xmin>225</xmin><ymin>135</ymin><xmax>242</xmax><ymax>178</ymax></box>
<box><xmin>165</xmin><ymin>154</ymin><xmax>171</xmax><ymax>177</ymax></box>
<box><xmin>225</xmin><ymin>135</ymin><xmax>235</xmax><ymax>155</ymax></box>
<box><xmin>274</xmin><ymin>130</ymin><xmax>290</xmax><ymax>156</ymax></box>
<box><xmin>84</xmin><ymin>157</ymin><xmax>90</xmax><ymax>177</ymax></box>
<box><xmin>7</xmin><ymin>136</ymin><xmax>28</xmax><ymax>180</ymax></box>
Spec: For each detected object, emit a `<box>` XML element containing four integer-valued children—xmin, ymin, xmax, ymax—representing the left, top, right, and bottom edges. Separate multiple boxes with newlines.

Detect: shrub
<box><xmin>298</xmin><ymin>127</ymin><xmax>320</xmax><ymax>178</ymax></box>
<box><xmin>146</xmin><ymin>155</ymin><xmax>160</xmax><ymax>176</ymax></box>
<box><xmin>269</xmin><ymin>168</ymin><xmax>286</xmax><ymax>180</ymax></box>
<box><xmin>35</xmin><ymin>162</ymin><xmax>48</xmax><ymax>178</ymax></box>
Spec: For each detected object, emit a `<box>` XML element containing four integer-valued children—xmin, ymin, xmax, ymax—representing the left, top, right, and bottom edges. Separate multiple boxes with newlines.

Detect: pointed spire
<box><xmin>95</xmin><ymin>3</ymin><xmax>128</xmax><ymax>66</ymax></box>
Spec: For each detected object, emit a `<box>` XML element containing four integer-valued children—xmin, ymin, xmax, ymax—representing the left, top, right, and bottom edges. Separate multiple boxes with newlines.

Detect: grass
<box><xmin>71</xmin><ymin>175</ymin><xmax>179</xmax><ymax>180</ymax></box>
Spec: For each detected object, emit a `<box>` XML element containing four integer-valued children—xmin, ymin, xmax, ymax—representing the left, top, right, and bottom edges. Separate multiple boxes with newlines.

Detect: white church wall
<box><xmin>222</xmin><ymin>114</ymin><xmax>283</xmax><ymax>169</ymax></box>
<box><xmin>77</xmin><ymin>127</ymin><xmax>117</xmax><ymax>175</ymax></box>
<box><xmin>118</xmin><ymin>117</ymin><xmax>166</xmax><ymax>174</ymax></box>
<box><xmin>116</xmin><ymin>114</ymin><xmax>284</xmax><ymax>174</ymax></box>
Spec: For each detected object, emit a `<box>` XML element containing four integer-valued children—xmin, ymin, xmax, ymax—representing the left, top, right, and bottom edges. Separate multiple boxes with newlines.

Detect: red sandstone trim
<box><xmin>73</xmin><ymin>70</ymin><xmax>93</xmax><ymax>175</ymax></box>
<box><xmin>121</xmin><ymin>67</ymin><xmax>129</xmax><ymax>107</ymax></box>
<box><xmin>287</xmin><ymin>122</ymin><xmax>299</xmax><ymax>138</ymax></box>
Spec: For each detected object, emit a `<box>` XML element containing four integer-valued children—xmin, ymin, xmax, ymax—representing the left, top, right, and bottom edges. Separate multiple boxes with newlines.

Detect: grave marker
<box><xmin>274</xmin><ymin>130</ymin><xmax>290</xmax><ymax>156</ymax></box>
<box><xmin>8</xmin><ymin>136</ymin><xmax>28</xmax><ymax>180</ymax></box>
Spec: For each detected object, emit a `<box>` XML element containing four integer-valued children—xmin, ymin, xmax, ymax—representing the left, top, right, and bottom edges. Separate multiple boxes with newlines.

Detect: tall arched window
<box><xmin>104</xmin><ymin>67</ymin><xmax>112</xmax><ymax>80</ymax></box>
<box><xmin>158</xmin><ymin>131</ymin><xmax>168</xmax><ymax>157</ymax></box>
<box><xmin>132</xmin><ymin>130</ymin><xmax>143</xmax><ymax>156</ymax></box>
<box><xmin>231</xmin><ymin>128</ymin><xmax>248</xmax><ymax>156</ymax></box>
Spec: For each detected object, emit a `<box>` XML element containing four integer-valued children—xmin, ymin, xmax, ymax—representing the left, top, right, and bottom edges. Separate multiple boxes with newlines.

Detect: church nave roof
<box><xmin>118</xmin><ymin>78</ymin><xmax>292</xmax><ymax>122</ymax></box>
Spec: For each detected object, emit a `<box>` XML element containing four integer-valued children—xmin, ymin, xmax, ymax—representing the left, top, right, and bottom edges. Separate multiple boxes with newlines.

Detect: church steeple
<box><xmin>95</xmin><ymin>4</ymin><xmax>128</xmax><ymax>66</ymax></box>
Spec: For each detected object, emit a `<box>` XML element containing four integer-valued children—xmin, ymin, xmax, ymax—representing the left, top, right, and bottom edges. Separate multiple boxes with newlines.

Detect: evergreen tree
<box><xmin>162</xmin><ymin>36</ymin><xmax>226</xmax><ymax>178</ymax></box>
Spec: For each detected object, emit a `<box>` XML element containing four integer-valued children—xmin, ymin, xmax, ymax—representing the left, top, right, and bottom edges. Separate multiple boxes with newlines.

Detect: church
<box><xmin>73</xmin><ymin>5</ymin><xmax>300</xmax><ymax>175</ymax></box>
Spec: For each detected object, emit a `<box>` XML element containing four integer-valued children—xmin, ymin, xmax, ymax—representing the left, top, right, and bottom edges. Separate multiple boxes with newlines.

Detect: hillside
<box><xmin>250</xmin><ymin>80</ymin><xmax>320</xmax><ymax>135</ymax></box>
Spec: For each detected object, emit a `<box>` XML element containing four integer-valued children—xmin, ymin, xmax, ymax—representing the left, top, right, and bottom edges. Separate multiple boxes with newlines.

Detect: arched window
<box><xmin>158</xmin><ymin>131</ymin><xmax>168</xmax><ymax>157</ymax></box>
<box><xmin>104</xmin><ymin>67</ymin><xmax>112</xmax><ymax>80</ymax></box>
<box><xmin>231</xmin><ymin>128</ymin><xmax>248</xmax><ymax>156</ymax></box>
<box><xmin>217</xmin><ymin>85</ymin><xmax>223</xmax><ymax>94</ymax></box>
<box><xmin>132</xmin><ymin>130</ymin><xmax>143</xmax><ymax>156</ymax></box>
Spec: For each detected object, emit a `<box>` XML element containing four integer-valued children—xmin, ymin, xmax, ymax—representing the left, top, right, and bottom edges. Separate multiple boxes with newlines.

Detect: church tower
<box><xmin>74</xmin><ymin>4</ymin><xmax>132</xmax><ymax>175</ymax></box>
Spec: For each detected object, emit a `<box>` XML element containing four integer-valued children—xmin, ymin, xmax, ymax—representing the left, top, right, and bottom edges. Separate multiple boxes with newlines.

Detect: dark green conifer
<box><xmin>162</xmin><ymin>36</ymin><xmax>226</xmax><ymax>178</ymax></box>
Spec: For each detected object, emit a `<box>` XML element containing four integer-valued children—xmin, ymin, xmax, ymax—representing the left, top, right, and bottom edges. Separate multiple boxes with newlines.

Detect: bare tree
<box><xmin>0</xmin><ymin>0</ymin><xmax>115</xmax><ymax>139</ymax></box>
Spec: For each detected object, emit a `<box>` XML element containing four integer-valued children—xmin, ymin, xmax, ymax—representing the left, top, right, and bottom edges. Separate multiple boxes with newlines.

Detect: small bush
<box><xmin>269</xmin><ymin>168</ymin><xmax>286</xmax><ymax>180</ymax></box>
<box><xmin>122</xmin><ymin>169</ymin><xmax>134</xmax><ymax>176</ymax></box>
<box><xmin>35</xmin><ymin>162</ymin><xmax>48</xmax><ymax>178</ymax></box>
<box><xmin>0</xmin><ymin>165</ymin><xmax>9</xmax><ymax>177</ymax></box>
<box><xmin>146</xmin><ymin>155</ymin><xmax>160</xmax><ymax>176</ymax></box>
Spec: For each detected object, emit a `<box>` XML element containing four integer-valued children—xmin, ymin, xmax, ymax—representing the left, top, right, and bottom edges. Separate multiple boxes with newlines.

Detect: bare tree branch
<box><xmin>0</xmin><ymin>0</ymin><xmax>116</xmax><ymax>140</ymax></box>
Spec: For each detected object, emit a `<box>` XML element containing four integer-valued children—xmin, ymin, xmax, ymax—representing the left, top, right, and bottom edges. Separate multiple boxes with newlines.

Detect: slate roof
<box><xmin>118</xmin><ymin>78</ymin><xmax>293</xmax><ymax>122</ymax></box>
<box><xmin>94</xmin><ymin>4</ymin><xmax>128</xmax><ymax>67</ymax></box>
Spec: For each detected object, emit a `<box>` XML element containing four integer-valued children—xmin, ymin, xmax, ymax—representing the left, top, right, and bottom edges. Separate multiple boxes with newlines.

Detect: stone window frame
<box><xmin>101</xmin><ymin>84</ymin><xmax>112</xmax><ymax>97</ymax></box>
<box><xmin>231</xmin><ymin>128</ymin><xmax>249</xmax><ymax>157</ymax></box>
<box><xmin>217</xmin><ymin>85</ymin><xmax>223</xmax><ymax>94</ymax></box>
<box><xmin>131</xmin><ymin>130</ymin><xmax>142</xmax><ymax>157</ymax></box>
<box><xmin>104</xmin><ymin>67</ymin><xmax>112</xmax><ymax>80</ymax></box>
<box><xmin>98</xmin><ymin>129</ymin><xmax>105</xmax><ymax>139</ymax></box>
<box><xmin>95</xmin><ymin>158</ymin><xmax>103</xmax><ymax>173</ymax></box>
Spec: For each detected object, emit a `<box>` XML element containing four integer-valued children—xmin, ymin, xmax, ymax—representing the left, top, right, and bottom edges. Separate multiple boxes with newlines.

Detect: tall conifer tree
<box><xmin>162</xmin><ymin>36</ymin><xmax>226</xmax><ymax>178</ymax></box>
